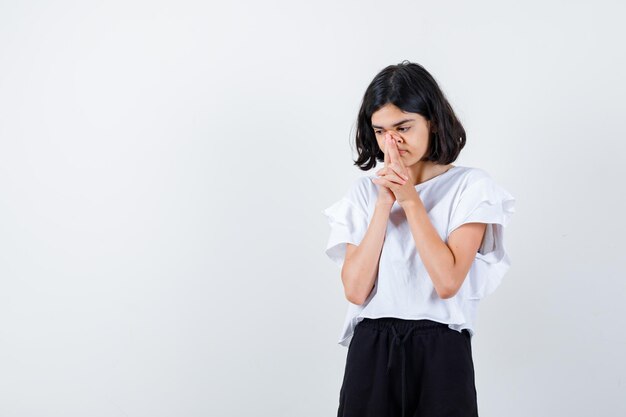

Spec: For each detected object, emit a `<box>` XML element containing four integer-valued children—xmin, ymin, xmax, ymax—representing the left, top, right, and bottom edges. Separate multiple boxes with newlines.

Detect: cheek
<box><xmin>409</xmin><ymin>135</ymin><xmax>428</xmax><ymax>149</ymax></box>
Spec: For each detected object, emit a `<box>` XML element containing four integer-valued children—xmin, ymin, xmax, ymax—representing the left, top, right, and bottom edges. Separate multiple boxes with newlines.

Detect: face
<box><xmin>371</xmin><ymin>103</ymin><xmax>433</xmax><ymax>165</ymax></box>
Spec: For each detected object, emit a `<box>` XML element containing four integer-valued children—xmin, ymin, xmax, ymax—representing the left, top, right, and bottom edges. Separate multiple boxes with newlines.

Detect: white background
<box><xmin>1</xmin><ymin>1</ymin><xmax>625</xmax><ymax>416</ymax></box>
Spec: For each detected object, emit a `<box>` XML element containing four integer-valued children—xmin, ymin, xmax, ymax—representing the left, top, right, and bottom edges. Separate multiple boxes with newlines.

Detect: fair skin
<box><xmin>340</xmin><ymin>103</ymin><xmax>487</xmax><ymax>305</ymax></box>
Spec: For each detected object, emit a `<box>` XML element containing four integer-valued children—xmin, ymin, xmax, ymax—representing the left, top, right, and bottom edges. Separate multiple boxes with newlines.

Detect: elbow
<box><xmin>436</xmin><ymin>276</ymin><xmax>461</xmax><ymax>300</ymax></box>
<box><xmin>341</xmin><ymin>270</ymin><xmax>369</xmax><ymax>306</ymax></box>
<box><xmin>342</xmin><ymin>276</ymin><xmax>368</xmax><ymax>305</ymax></box>
<box><xmin>345</xmin><ymin>291</ymin><xmax>366</xmax><ymax>306</ymax></box>
<box><xmin>438</xmin><ymin>289</ymin><xmax>457</xmax><ymax>300</ymax></box>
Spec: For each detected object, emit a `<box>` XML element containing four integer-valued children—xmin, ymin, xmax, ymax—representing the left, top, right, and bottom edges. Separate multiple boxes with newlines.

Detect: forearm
<box><xmin>341</xmin><ymin>202</ymin><xmax>391</xmax><ymax>304</ymax></box>
<box><xmin>401</xmin><ymin>197</ymin><xmax>456</xmax><ymax>299</ymax></box>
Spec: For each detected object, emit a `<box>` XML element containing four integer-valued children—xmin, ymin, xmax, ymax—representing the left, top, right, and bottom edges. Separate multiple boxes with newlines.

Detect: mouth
<box><xmin>399</xmin><ymin>150</ymin><xmax>408</xmax><ymax>155</ymax></box>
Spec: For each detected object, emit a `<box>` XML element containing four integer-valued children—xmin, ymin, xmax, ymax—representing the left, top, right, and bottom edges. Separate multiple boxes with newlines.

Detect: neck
<box><xmin>408</xmin><ymin>162</ymin><xmax>454</xmax><ymax>186</ymax></box>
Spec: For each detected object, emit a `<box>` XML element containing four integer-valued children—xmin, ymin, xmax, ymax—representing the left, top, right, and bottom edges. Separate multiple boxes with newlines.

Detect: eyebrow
<box><xmin>371</xmin><ymin>118</ymin><xmax>415</xmax><ymax>129</ymax></box>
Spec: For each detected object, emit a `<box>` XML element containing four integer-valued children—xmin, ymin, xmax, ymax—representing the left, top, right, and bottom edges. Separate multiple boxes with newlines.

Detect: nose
<box><xmin>386</xmin><ymin>132</ymin><xmax>402</xmax><ymax>142</ymax></box>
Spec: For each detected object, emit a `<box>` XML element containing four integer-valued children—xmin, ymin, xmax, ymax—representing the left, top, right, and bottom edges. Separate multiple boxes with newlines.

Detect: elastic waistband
<box><xmin>358</xmin><ymin>317</ymin><xmax>449</xmax><ymax>334</ymax></box>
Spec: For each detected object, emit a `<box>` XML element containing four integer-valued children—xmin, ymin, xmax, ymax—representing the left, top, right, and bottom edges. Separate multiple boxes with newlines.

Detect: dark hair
<box><xmin>353</xmin><ymin>60</ymin><xmax>466</xmax><ymax>170</ymax></box>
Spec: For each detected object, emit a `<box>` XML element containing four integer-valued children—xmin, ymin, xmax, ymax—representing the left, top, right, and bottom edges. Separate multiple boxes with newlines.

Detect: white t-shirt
<box><xmin>321</xmin><ymin>165</ymin><xmax>516</xmax><ymax>347</ymax></box>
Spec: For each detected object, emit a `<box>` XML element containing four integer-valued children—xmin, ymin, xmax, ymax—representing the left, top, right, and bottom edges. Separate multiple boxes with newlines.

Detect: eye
<box><xmin>397</xmin><ymin>127</ymin><xmax>409</xmax><ymax>132</ymax></box>
<box><xmin>374</xmin><ymin>130</ymin><xmax>381</xmax><ymax>135</ymax></box>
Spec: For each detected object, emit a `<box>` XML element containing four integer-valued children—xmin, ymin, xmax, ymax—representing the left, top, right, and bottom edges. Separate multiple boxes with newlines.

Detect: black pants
<box><xmin>337</xmin><ymin>317</ymin><xmax>479</xmax><ymax>417</ymax></box>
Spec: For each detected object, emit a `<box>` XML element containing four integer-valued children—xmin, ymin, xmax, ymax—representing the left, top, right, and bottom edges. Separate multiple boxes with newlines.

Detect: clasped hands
<box><xmin>372</xmin><ymin>132</ymin><xmax>418</xmax><ymax>207</ymax></box>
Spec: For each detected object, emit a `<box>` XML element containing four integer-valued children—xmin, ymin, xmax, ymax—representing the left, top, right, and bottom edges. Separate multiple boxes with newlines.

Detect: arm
<box><xmin>341</xmin><ymin>201</ymin><xmax>392</xmax><ymax>305</ymax></box>
<box><xmin>402</xmin><ymin>198</ymin><xmax>486</xmax><ymax>299</ymax></box>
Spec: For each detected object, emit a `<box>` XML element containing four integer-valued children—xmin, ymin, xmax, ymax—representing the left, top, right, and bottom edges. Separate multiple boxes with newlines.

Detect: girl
<box><xmin>322</xmin><ymin>61</ymin><xmax>516</xmax><ymax>417</ymax></box>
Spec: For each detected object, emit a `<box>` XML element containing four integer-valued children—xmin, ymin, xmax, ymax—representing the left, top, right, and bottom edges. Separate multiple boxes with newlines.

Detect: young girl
<box><xmin>322</xmin><ymin>61</ymin><xmax>516</xmax><ymax>417</ymax></box>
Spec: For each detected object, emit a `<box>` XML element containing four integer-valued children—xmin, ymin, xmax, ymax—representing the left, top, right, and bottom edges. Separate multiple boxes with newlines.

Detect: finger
<box><xmin>383</xmin><ymin>134</ymin><xmax>390</xmax><ymax>167</ymax></box>
<box><xmin>376</xmin><ymin>167</ymin><xmax>391</xmax><ymax>176</ymax></box>
<box><xmin>389</xmin><ymin>163</ymin><xmax>409</xmax><ymax>180</ymax></box>
<box><xmin>387</xmin><ymin>132</ymin><xmax>408</xmax><ymax>170</ymax></box>
<box><xmin>372</xmin><ymin>176</ymin><xmax>399</xmax><ymax>190</ymax></box>
<box><xmin>380</xmin><ymin>171</ymin><xmax>407</xmax><ymax>185</ymax></box>
<box><xmin>385</xmin><ymin>135</ymin><xmax>402</xmax><ymax>166</ymax></box>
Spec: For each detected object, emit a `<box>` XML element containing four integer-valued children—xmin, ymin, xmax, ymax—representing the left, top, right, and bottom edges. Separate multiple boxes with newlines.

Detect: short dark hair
<box><xmin>353</xmin><ymin>60</ymin><xmax>466</xmax><ymax>171</ymax></box>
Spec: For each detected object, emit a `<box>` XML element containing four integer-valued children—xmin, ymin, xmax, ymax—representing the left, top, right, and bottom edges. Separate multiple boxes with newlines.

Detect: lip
<box><xmin>399</xmin><ymin>150</ymin><xmax>408</xmax><ymax>154</ymax></box>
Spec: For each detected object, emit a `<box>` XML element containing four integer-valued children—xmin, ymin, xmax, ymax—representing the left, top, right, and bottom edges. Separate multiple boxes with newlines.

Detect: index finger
<box><xmin>386</xmin><ymin>134</ymin><xmax>403</xmax><ymax>168</ymax></box>
<box><xmin>384</xmin><ymin>133</ymin><xmax>391</xmax><ymax>166</ymax></box>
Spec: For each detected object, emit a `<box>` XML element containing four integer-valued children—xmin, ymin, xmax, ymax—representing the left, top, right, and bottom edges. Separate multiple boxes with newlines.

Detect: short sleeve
<box><xmin>321</xmin><ymin>178</ymin><xmax>370</xmax><ymax>269</ymax></box>
<box><xmin>447</xmin><ymin>177</ymin><xmax>516</xmax><ymax>299</ymax></box>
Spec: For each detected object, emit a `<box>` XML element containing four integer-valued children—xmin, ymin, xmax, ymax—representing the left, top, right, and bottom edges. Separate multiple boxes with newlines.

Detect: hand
<box><xmin>372</xmin><ymin>132</ymin><xmax>417</xmax><ymax>206</ymax></box>
<box><xmin>372</xmin><ymin>132</ymin><xmax>401</xmax><ymax>206</ymax></box>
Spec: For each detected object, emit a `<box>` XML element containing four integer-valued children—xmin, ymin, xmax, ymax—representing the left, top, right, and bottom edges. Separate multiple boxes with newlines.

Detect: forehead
<box><xmin>371</xmin><ymin>104</ymin><xmax>425</xmax><ymax>128</ymax></box>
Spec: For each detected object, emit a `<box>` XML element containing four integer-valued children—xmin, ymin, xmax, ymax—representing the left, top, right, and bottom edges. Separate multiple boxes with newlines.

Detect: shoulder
<box><xmin>454</xmin><ymin>166</ymin><xmax>494</xmax><ymax>187</ymax></box>
<box><xmin>346</xmin><ymin>174</ymin><xmax>377</xmax><ymax>200</ymax></box>
<box><xmin>447</xmin><ymin>166</ymin><xmax>516</xmax><ymax>232</ymax></box>
<box><xmin>449</xmin><ymin>166</ymin><xmax>506</xmax><ymax>198</ymax></box>
<box><xmin>453</xmin><ymin>166</ymin><xmax>515</xmax><ymax>206</ymax></box>
<box><xmin>334</xmin><ymin>175</ymin><xmax>376</xmax><ymax>215</ymax></box>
